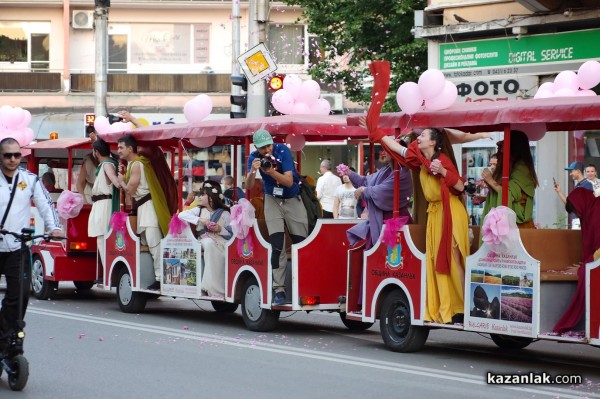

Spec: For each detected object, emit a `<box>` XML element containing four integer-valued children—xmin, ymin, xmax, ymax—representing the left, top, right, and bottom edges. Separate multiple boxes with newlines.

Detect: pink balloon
<box><xmin>538</xmin><ymin>82</ymin><xmax>555</xmax><ymax>93</ymax></box>
<box><xmin>271</xmin><ymin>89</ymin><xmax>295</xmax><ymax>115</ymax></box>
<box><xmin>21</xmin><ymin>127</ymin><xmax>34</xmax><ymax>146</ymax></box>
<box><xmin>184</xmin><ymin>94</ymin><xmax>212</xmax><ymax>123</ymax></box>
<box><xmin>512</xmin><ymin>123</ymin><xmax>546</xmax><ymax>141</ymax></box>
<box><xmin>418</xmin><ymin>69</ymin><xmax>446</xmax><ymax>100</ymax></box>
<box><xmin>577</xmin><ymin>60</ymin><xmax>600</xmax><ymax>90</ymax></box>
<box><xmin>554</xmin><ymin>88</ymin><xmax>576</xmax><ymax>97</ymax></box>
<box><xmin>12</xmin><ymin>128</ymin><xmax>34</xmax><ymax>147</ymax></box>
<box><xmin>424</xmin><ymin>81</ymin><xmax>457</xmax><ymax>111</ymax></box>
<box><xmin>534</xmin><ymin>88</ymin><xmax>553</xmax><ymax>99</ymax></box>
<box><xmin>190</xmin><ymin>136</ymin><xmax>216</xmax><ymax>148</ymax></box>
<box><xmin>396</xmin><ymin>82</ymin><xmax>423</xmax><ymax>115</ymax></box>
<box><xmin>93</xmin><ymin>116</ymin><xmax>111</xmax><ymax>134</ymax></box>
<box><xmin>285</xmin><ymin>134</ymin><xmax>305</xmax><ymax>151</ymax></box>
<box><xmin>292</xmin><ymin>102</ymin><xmax>311</xmax><ymax>115</ymax></box>
<box><xmin>297</xmin><ymin>80</ymin><xmax>321</xmax><ymax>106</ymax></box>
<box><xmin>110</xmin><ymin>121</ymin><xmax>133</xmax><ymax>133</ymax></box>
<box><xmin>576</xmin><ymin>89</ymin><xmax>597</xmax><ymax>97</ymax></box>
<box><xmin>0</xmin><ymin>105</ymin><xmax>13</xmax><ymax>129</ymax></box>
<box><xmin>282</xmin><ymin>74</ymin><xmax>303</xmax><ymax>101</ymax></box>
<box><xmin>553</xmin><ymin>71</ymin><xmax>578</xmax><ymax>92</ymax></box>
<box><xmin>310</xmin><ymin>98</ymin><xmax>331</xmax><ymax>115</ymax></box>
<box><xmin>16</xmin><ymin>109</ymin><xmax>32</xmax><ymax>129</ymax></box>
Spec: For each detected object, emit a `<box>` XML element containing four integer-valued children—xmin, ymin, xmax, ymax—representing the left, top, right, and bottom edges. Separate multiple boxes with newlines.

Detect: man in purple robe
<box><xmin>345</xmin><ymin>150</ymin><xmax>413</xmax><ymax>248</ymax></box>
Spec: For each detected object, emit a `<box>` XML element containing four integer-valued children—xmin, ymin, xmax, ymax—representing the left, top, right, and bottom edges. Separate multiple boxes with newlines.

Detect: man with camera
<box><xmin>246</xmin><ymin>129</ymin><xmax>308</xmax><ymax>305</ymax></box>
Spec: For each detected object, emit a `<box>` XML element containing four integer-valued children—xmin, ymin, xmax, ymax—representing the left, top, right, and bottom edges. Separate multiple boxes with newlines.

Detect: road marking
<box><xmin>29</xmin><ymin>308</ymin><xmax>597</xmax><ymax>398</ymax></box>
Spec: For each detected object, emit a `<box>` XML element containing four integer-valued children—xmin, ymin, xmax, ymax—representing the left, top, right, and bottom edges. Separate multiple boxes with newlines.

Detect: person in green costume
<box><xmin>480</xmin><ymin>130</ymin><xmax>538</xmax><ymax>228</ymax></box>
<box><xmin>117</xmin><ymin>135</ymin><xmax>173</xmax><ymax>290</ymax></box>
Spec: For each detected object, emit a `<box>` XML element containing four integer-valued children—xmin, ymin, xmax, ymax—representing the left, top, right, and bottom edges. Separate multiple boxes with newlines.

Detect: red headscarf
<box><xmin>365</xmin><ymin>61</ymin><xmax>462</xmax><ymax>274</ymax></box>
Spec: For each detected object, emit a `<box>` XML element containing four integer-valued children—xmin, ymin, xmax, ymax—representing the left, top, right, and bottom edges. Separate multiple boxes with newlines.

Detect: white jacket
<box><xmin>0</xmin><ymin>168</ymin><xmax>62</xmax><ymax>252</ymax></box>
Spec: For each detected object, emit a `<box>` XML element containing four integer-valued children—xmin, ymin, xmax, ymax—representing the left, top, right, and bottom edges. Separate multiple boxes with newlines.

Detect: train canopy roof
<box><xmin>99</xmin><ymin>114</ymin><xmax>376</xmax><ymax>147</ymax></box>
<box><xmin>347</xmin><ymin>96</ymin><xmax>600</xmax><ymax>134</ymax></box>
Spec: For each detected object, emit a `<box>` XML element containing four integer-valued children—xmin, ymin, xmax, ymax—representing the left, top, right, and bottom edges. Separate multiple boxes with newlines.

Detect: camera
<box><xmin>259</xmin><ymin>154</ymin><xmax>276</xmax><ymax>170</ymax></box>
<box><xmin>465</xmin><ymin>178</ymin><xmax>477</xmax><ymax>195</ymax></box>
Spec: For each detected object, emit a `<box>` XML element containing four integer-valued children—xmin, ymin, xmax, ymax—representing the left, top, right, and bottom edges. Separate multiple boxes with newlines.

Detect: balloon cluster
<box><xmin>534</xmin><ymin>61</ymin><xmax>600</xmax><ymax>99</ymax></box>
<box><xmin>271</xmin><ymin>75</ymin><xmax>331</xmax><ymax>115</ymax></box>
<box><xmin>184</xmin><ymin>94</ymin><xmax>213</xmax><ymax>123</ymax></box>
<box><xmin>93</xmin><ymin>116</ymin><xmax>134</xmax><ymax>134</ymax></box>
<box><xmin>396</xmin><ymin>69</ymin><xmax>457</xmax><ymax>115</ymax></box>
<box><xmin>0</xmin><ymin>105</ymin><xmax>34</xmax><ymax>146</ymax></box>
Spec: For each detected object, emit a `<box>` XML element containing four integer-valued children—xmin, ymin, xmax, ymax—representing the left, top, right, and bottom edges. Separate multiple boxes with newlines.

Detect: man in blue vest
<box><xmin>246</xmin><ymin>130</ymin><xmax>308</xmax><ymax>305</ymax></box>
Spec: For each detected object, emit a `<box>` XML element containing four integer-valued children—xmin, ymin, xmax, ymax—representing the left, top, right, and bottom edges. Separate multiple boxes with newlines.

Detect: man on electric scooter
<box><xmin>0</xmin><ymin>137</ymin><xmax>63</xmax><ymax>357</ymax></box>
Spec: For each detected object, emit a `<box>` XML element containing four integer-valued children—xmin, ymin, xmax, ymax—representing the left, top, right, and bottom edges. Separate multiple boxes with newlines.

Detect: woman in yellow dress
<box><xmin>381</xmin><ymin>129</ymin><xmax>470</xmax><ymax>324</ymax></box>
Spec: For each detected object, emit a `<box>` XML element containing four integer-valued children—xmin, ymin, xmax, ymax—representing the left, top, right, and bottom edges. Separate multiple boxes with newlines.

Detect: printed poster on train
<box><xmin>160</xmin><ymin>227</ymin><xmax>202</xmax><ymax>298</ymax></box>
<box><xmin>464</xmin><ymin>240</ymin><xmax>540</xmax><ymax>338</ymax></box>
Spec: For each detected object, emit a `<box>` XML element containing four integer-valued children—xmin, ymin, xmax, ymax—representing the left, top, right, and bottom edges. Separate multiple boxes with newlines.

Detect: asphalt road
<box><xmin>0</xmin><ymin>284</ymin><xmax>598</xmax><ymax>399</ymax></box>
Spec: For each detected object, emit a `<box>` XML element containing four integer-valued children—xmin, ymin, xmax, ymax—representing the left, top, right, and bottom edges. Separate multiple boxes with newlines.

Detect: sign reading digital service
<box><xmin>464</xmin><ymin>239</ymin><xmax>540</xmax><ymax>338</ymax></box>
<box><xmin>439</xmin><ymin>28</ymin><xmax>600</xmax><ymax>78</ymax></box>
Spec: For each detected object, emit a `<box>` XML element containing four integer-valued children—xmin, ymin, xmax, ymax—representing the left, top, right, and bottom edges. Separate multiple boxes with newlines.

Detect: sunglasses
<box><xmin>2</xmin><ymin>152</ymin><xmax>22</xmax><ymax>160</ymax></box>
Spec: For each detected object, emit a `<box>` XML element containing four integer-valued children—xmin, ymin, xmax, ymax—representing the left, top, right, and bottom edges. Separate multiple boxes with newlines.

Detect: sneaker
<box><xmin>272</xmin><ymin>292</ymin><xmax>286</xmax><ymax>306</ymax></box>
<box><xmin>146</xmin><ymin>281</ymin><xmax>161</xmax><ymax>291</ymax></box>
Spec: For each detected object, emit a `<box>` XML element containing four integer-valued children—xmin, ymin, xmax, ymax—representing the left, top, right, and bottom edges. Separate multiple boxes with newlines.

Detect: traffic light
<box><xmin>230</xmin><ymin>75</ymin><xmax>248</xmax><ymax>119</ymax></box>
<box><xmin>267</xmin><ymin>74</ymin><xmax>285</xmax><ymax>116</ymax></box>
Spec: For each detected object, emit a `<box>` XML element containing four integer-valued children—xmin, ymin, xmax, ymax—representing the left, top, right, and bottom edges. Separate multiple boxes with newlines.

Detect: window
<box><xmin>109</xmin><ymin>34</ymin><xmax>128</xmax><ymax>72</ymax></box>
<box><xmin>268</xmin><ymin>24</ymin><xmax>305</xmax><ymax>65</ymax></box>
<box><xmin>31</xmin><ymin>33</ymin><xmax>50</xmax><ymax>71</ymax></box>
<box><xmin>308</xmin><ymin>35</ymin><xmax>323</xmax><ymax>67</ymax></box>
<box><xmin>0</xmin><ymin>22</ymin><xmax>50</xmax><ymax>70</ymax></box>
<box><xmin>0</xmin><ymin>24</ymin><xmax>28</xmax><ymax>63</ymax></box>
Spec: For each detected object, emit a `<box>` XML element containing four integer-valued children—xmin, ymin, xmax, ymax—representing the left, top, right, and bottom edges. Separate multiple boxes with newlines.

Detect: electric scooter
<box><xmin>0</xmin><ymin>228</ymin><xmax>63</xmax><ymax>391</ymax></box>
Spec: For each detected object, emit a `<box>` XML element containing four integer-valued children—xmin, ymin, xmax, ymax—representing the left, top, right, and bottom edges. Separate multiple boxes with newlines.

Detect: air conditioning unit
<box><xmin>72</xmin><ymin>10</ymin><xmax>94</xmax><ymax>30</ymax></box>
<box><xmin>321</xmin><ymin>93</ymin><xmax>344</xmax><ymax>111</ymax></box>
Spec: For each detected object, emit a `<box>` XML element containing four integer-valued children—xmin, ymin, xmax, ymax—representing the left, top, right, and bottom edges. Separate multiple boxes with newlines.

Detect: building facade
<box><xmin>0</xmin><ymin>0</ymin><xmax>326</xmax><ymax>137</ymax></box>
<box><xmin>415</xmin><ymin>0</ymin><xmax>600</xmax><ymax>228</ymax></box>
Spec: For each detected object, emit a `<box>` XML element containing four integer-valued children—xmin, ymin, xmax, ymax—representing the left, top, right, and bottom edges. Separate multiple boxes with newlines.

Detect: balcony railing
<box><xmin>0</xmin><ymin>72</ymin><xmax>232</xmax><ymax>93</ymax></box>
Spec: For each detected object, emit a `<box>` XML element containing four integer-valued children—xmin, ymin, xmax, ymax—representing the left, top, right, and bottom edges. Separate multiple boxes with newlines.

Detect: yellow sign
<box><xmin>238</xmin><ymin>43</ymin><xmax>278</xmax><ymax>85</ymax></box>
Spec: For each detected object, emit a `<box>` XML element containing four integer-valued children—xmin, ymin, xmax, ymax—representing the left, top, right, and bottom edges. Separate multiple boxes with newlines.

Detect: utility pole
<box><xmin>246</xmin><ymin>0</ymin><xmax>269</xmax><ymax>118</ymax></box>
<box><xmin>231</xmin><ymin>0</ymin><xmax>243</xmax><ymax>186</ymax></box>
<box><xmin>94</xmin><ymin>0</ymin><xmax>109</xmax><ymax>117</ymax></box>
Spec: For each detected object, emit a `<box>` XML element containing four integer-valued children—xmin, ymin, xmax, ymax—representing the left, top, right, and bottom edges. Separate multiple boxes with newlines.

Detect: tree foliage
<box><xmin>280</xmin><ymin>0</ymin><xmax>427</xmax><ymax>110</ymax></box>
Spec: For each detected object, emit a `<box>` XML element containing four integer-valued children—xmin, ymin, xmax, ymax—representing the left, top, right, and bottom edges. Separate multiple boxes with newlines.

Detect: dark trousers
<box><xmin>0</xmin><ymin>249</ymin><xmax>30</xmax><ymax>340</ymax></box>
<box><xmin>322</xmin><ymin>210</ymin><xmax>334</xmax><ymax>219</ymax></box>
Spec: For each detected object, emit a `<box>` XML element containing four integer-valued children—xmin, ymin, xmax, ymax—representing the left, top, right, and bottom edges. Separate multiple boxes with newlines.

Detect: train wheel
<box><xmin>380</xmin><ymin>289</ymin><xmax>429</xmax><ymax>352</ymax></box>
<box><xmin>31</xmin><ymin>255</ymin><xmax>57</xmax><ymax>300</ymax></box>
<box><xmin>8</xmin><ymin>355</ymin><xmax>29</xmax><ymax>391</ymax></box>
<box><xmin>211</xmin><ymin>301</ymin><xmax>239</xmax><ymax>313</ymax></box>
<box><xmin>490</xmin><ymin>334</ymin><xmax>533</xmax><ymax>350</ymax></box>
<box><xmin>74</xmin><ymin>281</ymin><xmax>95</xmax><ymax>291</ymax></box>
<box><xmin>241</xmin><ymin>277</ymin><xmax>279</xmax><ymax>332</ymax></box>
<box><xmin>339</xmin><ymin>313</ymin><xmax>374</xmax><ymax>331</ymax></box>
<box><xmin>116</xmin><ymin>268</ymin><xmax>147</xmax><ymax>313</ymax></box>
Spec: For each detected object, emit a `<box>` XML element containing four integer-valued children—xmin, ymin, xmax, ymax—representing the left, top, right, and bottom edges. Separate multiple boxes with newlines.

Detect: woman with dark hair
<box><xmin>380</xmin><ymin>128</ymin><xmax>469</xmax><ymax>325</ymax></box>
<box><xmin>480</xmin><ymin>130</ymin><xmax>538</xmax><ymax>228</ymax></box>
<box><xmin>177</xmin><ymin>180</ymin><xmax>232</xmax><ymax>298</ymax></box>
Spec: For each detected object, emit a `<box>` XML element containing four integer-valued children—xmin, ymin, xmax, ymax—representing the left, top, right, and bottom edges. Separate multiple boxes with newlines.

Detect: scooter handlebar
<box><xmin>0</xmin><ymin>229</ymin><xmax>67</xmax><ymax>243</ymax></box>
